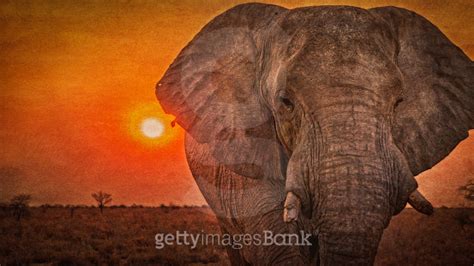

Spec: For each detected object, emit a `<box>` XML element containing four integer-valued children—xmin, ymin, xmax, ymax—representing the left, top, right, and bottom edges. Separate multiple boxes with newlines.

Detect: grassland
<box><xmin>0</xmin><ymin>206</ymin><xmax>472</xmax><ymax>265</ymax></box>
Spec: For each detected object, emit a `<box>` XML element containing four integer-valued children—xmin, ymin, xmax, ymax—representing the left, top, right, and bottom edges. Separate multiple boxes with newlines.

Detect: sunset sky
<box><xmin>1</xmin><ymin>0</ymin><xmax>473</xmax><ymax>206</ymax></box>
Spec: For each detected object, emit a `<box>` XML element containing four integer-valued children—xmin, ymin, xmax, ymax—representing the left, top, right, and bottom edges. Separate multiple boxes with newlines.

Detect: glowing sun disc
<box><xmin>141</xmin><ymin>118</ymin><xmax>164</xmax><ymax>139</ymax></box>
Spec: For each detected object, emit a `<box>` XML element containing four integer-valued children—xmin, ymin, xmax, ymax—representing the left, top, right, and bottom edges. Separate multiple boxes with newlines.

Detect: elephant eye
<box><xmin>279</xmin><ymin>96</ymin><xmax>294</xmax><ymax>112</ymax></box>
<box><xmin>394</xmin><ymin>97</ymin><xmax>404</xmax><ymax>109</ymax></box>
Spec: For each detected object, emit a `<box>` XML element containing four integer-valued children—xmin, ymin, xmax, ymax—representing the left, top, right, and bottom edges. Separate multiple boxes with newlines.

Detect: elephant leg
<box><xmin>236</xmin><ymin>206</ymin><xmax>312</xmax><ymax>265</ymax></box>
<box><xmin>185</xmin><ymin>134</ymin><xmax>311</xmax><ymax>265</ymax></box>
<box><xmin>220</xmin><ymin>226</ymin><xmax>251</xmax><ymax>266</ymax></box>
<box><xmin>192</xmin><ymin>167</ymin><xmax>311</xmax><ymax>265</ymax></box>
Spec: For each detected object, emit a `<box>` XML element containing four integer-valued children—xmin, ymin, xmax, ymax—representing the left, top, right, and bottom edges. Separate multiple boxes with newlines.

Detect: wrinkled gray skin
<box><xmin>156</xmin><ymin>3</ymin><xmax>473</xmax><ymax>265</ymax></box>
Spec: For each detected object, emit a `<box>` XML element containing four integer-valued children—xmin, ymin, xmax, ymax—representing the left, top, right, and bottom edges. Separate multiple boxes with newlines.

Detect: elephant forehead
<box><xmin>267</xmin><ymin>6</ymin><xmax>401</xmax><ymax>98</ymax></box>
<box><xmin>283</xmin><ymin>6</ymin><xmax>392</xmax><ymax>38</ymax></box>
<box><xmin>277</xmin><ymin>6</ymin><xmax>397</xmax><ymax>63</ymax></box>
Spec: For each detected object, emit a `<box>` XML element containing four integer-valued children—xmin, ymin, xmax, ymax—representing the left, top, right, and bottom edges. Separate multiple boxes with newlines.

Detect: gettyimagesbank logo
<box><xmin>154</xmin><ymin>230</ymin><xmax>312</xmax><ymax>250</ymax></box>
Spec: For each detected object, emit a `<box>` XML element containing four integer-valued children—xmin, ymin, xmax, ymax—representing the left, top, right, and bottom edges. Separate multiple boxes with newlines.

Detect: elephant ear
<box><xmin>371</xmin><ymin>7</ymin><xmax>474</xmax><ymax>175</ymax></box>
<box><xmin>156</xmin><ymin>3</ymin><xmax>288</xmax><ymax>179</ymax></box>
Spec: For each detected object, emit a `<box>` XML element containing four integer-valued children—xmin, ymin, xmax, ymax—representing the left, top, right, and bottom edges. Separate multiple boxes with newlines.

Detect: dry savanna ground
<box><xmin>0</xmin><ymin>206</ymin><xmax>473</xmax><ymax>265</ymax></box>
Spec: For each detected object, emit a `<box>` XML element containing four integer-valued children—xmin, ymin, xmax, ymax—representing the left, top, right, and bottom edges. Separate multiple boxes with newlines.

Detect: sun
<box><xmin>125</xmin><ymin>102</ymin><xmax>179</xmax><ymax>147</ymax></box>
<box><xmin>141</xmin><ymin>118</ymin><xmax>164</xmax><ymax>139</ymax></box>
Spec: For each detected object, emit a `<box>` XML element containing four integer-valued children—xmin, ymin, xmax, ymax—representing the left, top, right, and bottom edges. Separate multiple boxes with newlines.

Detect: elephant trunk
<box><xmin>284</xmin><ymin>109</ymin><xmax>419</xmax><ymax>264</ymax></box>
<box><xmin>317</xmin><ymin>215</ymin><xmax>383</xmax><ymax>265</ymax></box>
<box><xmin>315</xmin><ymin>153</ymin><xmax>391</xmax><ymax>265</ymax></box>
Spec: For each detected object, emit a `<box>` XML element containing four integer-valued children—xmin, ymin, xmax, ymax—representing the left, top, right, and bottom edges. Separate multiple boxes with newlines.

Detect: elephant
<box><xmin>155</xmin><ymin>3</ymin><xmax>473</xmax><ymax>265</ymax></box>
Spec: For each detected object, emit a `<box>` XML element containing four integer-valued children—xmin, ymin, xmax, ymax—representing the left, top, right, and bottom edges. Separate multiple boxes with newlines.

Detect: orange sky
<box><xmin>0</xmin><ymin>0</ymin><xmax>473</xmax><ymax>206</ymax></box>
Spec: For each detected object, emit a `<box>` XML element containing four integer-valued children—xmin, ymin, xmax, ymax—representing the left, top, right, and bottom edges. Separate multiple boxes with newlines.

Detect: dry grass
<box><xmin>0</xmin><ymin>206</ymin><xmax>472</xmax><ymax>265</ymax></box>
<box><xmin>0</xmin><ymin>206</ymin><xmax>227</xmax><ymax>265</ymax></box>
<box><xmin>376</xmin><ymin>208</ymin><xmax>474</xmax><ymax>265</ymax></box>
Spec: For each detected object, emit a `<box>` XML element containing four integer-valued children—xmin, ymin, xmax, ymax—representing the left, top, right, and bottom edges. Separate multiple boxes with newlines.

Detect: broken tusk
<box><xmin>408</xmin><ymin>189</ymin><xmax>434</xmax><ymax>215</ymax></box>
<box><xmin>283</xmin><ymin>192</ymin><xmax>301</xmax><ymax>223</ymax></box>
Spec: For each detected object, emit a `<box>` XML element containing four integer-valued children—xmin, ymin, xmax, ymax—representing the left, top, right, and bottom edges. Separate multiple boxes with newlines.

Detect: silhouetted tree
<box><xmin>91</xmin><ymin>191</ymin><xmax>112</xmax><ymax>214</ymax></box>
<box><xmin>10</xmin><ymin>194</ymin><xmax>31</xmax><ymax>221</ymax></box>
<box><xmin>70</xmin><ymin>206</ymin><xmax>77</xmax><ymax>218</ymax></box>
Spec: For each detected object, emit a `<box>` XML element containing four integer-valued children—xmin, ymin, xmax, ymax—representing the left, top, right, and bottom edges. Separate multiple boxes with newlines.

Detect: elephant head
<box><xmin>156</xmin><ymin>3</ymin><xmax>473</xmax><ymax>264</ymax></box>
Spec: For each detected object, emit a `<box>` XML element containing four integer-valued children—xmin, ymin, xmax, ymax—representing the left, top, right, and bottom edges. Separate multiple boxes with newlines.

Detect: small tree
<box><xmin>68</xmin><ymin>205</ymin><xmax>77</xmax><ymax>218</ymax></box>
<box><xmin>92</xmin><ymin>191</ymin><xmax>112</xmax><ymax>214</ymax></box>
<box><xmin>10</xmin><ymin>194</ymin><xmax>31</xmax><ymax>221</ymax></box>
